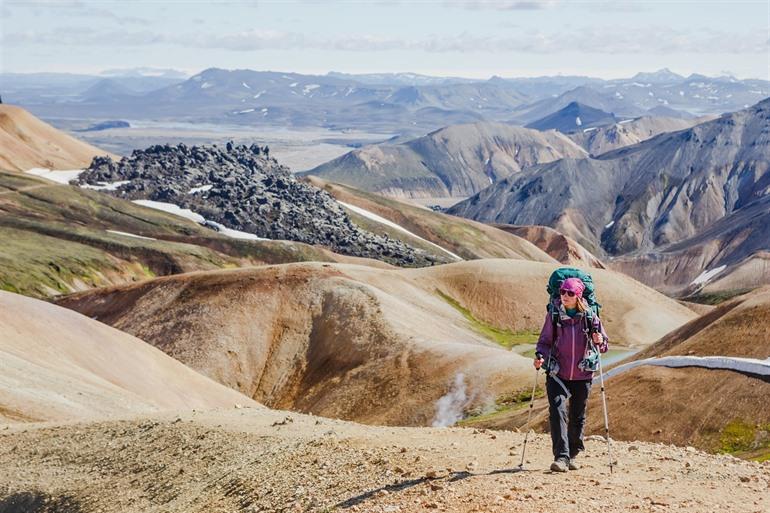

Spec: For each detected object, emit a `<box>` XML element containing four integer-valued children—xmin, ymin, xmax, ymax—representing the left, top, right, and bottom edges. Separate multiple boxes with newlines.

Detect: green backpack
<box><xmin>546</xmin><ymin>266</ymin><xmax>602</xmax><ymax>321</ymax></box>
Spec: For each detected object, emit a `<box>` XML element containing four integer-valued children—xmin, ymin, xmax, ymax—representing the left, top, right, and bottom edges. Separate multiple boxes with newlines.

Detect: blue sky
<box><xmin>2</xmin><ymin>0</ymin><xmax>768</xmax><ymax>79</ymax></box>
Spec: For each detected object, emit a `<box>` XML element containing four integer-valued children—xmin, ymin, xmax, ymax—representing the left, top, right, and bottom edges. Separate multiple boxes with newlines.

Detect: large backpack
<box><xmin>546</xmin><ymin>266</ymin><xmax>602</xmax><ymax>326</ymax></box>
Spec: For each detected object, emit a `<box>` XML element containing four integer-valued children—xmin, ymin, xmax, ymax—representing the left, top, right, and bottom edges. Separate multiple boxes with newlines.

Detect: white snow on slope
<box><xmin>25</xmin><ymin>168</ymin><xmax>84</xmax><ymax>184</ymax></box>
<box><xmin>132</xmin><ymin>200</ymin><xmax>205</xmax><ymax>223</ymax></box>
<box><xmin>690</xmin><ymin>265</ymin><xmax>727</xmax><ymax>285</ymax></box>
<box><xmin>201</xmin><ymin>82</ymin><xmax>213</xmax><ymax>89</ymax></box>
<box><xmin>337</xmin><ymin>201</ymin><xmax>462</xmax><ymax>261</ymax></box>
<box><xmin>131</xmin><ymin>200</ymin><xmax>268</xmax><ymax>241</ymax></box>
<box><xmin>81</xmin><ymin>180</ymin><xmax>131</xmax><ymax>191</ymax></box>
<box><xmin>303</xmin><ymin>84</ymin><xmax>320</xmax><ymax>94</ymax></box>
<box><xmin>602</xmin><ymin>355</ymin><xmax>770</xmax><ymax>382</ymax></box>
<box><xmin>575</xmin><ymin>116</ymin><xmax>582</xmax><ymax>126</ymax></box>
<box><xmin>106</xmin><ymin>230</ymin><xmax>157</xmax><ymax>241</ymax></box>
<box><xmin>253</xmin><ymin>90</ymin><xmax>266</xmax><ymax>99</ymax></box>
<box><xmin>242</xmin><ymin>82</ymin><xmax>251</xmax><ymax>89</ymax></box>
<box><xmin>604</xmin><ymin>221</ymin><xmax>615</xmax><ymax>229</ymax></box>
<box><xmin>188</xmin><ymin>184</ymin><xmax>213</xmax><ymax>194</ymax></box>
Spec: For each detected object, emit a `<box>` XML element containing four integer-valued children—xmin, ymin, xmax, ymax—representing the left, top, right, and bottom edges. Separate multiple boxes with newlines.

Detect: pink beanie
<box><xmin>560</xmin><ymin>277</ymin><xmax>586</xmax><ymax>297</ymax></box>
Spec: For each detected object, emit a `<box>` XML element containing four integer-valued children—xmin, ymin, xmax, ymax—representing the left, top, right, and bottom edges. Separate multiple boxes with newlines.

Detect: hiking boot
<box><xmin>568</xmin><ymin>457</ymin><xmax>580</xmax><ymax>470</ymax></box>
<box><xmin>550</xmin><ymin>458</ymin><xmax>569</xmax><ymax>472</ymax></box>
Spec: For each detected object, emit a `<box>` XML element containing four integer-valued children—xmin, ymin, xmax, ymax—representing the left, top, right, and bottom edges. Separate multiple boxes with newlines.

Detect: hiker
<box><xmin>534</xmin><ymin>276</ymin><xmax>608</xmax><ymax>472</ymax></box>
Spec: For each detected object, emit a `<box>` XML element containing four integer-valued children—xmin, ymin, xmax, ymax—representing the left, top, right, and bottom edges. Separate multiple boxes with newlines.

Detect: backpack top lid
<box><xmin>546</xmin><ymin>266</ymin><xmax>601</xmax><ymax>318</ymax></box>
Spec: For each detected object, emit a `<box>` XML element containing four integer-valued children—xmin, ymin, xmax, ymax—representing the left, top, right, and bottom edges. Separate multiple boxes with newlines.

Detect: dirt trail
<box><xmin>1</xmin><ymin>407</ymin><xmax>768</xmax><ymax>513</ymax></box>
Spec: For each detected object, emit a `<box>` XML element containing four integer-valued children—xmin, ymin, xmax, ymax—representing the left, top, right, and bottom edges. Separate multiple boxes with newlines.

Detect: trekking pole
<box><xmin>597</xmin><ymin>352</ymin><xmax>614</xmax><ymax>474</ymax></box>
<box><xmin>519</xmin><ymin>365</ymin><xmax>539</xmax><ymax>469</ymax></box>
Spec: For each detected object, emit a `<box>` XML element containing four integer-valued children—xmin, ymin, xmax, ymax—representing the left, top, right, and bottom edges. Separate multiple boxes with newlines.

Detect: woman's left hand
<box><xmin>592</xmin><ymin>332</ymin><xmax>603</xmax><ymax>346</ymax></box>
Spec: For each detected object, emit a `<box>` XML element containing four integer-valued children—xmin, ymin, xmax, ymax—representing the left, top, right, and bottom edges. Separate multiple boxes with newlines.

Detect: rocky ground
<box><xmin>76</xmin><ymin>143</ymin><xmax>445</xmax><ymax>267</ymax></box>
<box><xmin>2</xmin><ymin>407</ymin><xmax>768</xmax><ymax>513</ymax></box>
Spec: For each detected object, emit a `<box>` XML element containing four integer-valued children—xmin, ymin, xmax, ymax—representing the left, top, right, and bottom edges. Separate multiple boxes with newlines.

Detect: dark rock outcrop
<box><xmin>77</xmin><ymin>142</ymin><xmax>445</xmax><ymax>267</ymax></box>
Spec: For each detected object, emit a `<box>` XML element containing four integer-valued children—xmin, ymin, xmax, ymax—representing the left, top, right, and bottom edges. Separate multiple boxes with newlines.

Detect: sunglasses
<box><xmin>559</xmin><ymin>289</ymin><xmax>576</xmax><ymax>297</ymax></box>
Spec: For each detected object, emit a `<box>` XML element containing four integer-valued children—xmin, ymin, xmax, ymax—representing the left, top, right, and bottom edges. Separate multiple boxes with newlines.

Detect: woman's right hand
<box><xmin>534</xmin><ymin>352</ymin><xmax>544</xmax><ymax>369</ymax></box>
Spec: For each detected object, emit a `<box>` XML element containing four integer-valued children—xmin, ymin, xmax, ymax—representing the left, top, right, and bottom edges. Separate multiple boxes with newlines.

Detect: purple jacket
<box><xmin>535</xmin><ymin>304</ymin><xmax>609</xmax><ymax>381</ymax></box>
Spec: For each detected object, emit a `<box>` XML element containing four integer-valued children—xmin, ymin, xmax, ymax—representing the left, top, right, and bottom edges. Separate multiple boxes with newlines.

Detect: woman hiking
<box><xmin>533</xmin><ymin>276</ymin><xmax>608</xmax><ymax>472</ymax></box>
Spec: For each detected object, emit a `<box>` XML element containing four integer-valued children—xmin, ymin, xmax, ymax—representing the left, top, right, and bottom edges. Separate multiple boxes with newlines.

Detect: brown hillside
<box><xmin>57</xmin><ymin>260</ymin><xmax>695</xmax><ymax>426</ymax></box>
<box><xmin>584</xmin><ymin>287</ymin><xmax>770</xmax><ymax>457</ymax></box>
<box><xmin>492</xmin><ymin>224</ymin><xmax>605</xmax><ymax>269</ymax></box>
<box><xmin>0</xmin><ymin>104</ymin><xmax>117</xmax><ymax>172</ymax></box>
<box><xmin>0</xmin><ymin>291</ymin><xmax>256</xmax><ymax>423</ymax></box>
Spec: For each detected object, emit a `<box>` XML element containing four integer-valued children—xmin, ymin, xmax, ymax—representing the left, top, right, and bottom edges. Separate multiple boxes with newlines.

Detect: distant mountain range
<box><xmin>447</xmin><ymin>97</ymin><xmax>770</xmax><ymax>295</ymax></box>
<box><xmin>303</xmin><ymin>122</ymin><xmax>587</xmax><ymax>197</ymax></box>
<box><xmin>4</xmin><ymin>68</ymin><xmax>768</xmax><ymax>134</ymax></box>
<box><xmin>567</xmin><ymin>115</ymin><xmax>706</xmax><ymax>156</ymax></box>
<box><xmin>525</xmin><ymin>101</ymin><xmax>618</xmax><ymax>133</ymax></box>
<box><xmin>303</xmin><ymin>111</ymin><xmax>705</xmax><ymax>199</ymax></box>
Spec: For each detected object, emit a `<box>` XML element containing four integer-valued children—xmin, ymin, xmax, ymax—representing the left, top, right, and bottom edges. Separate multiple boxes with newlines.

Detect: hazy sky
<box><xmin>2</xmin><ymin>0</ymin><xmax>769</xmax><ymax>79</ymax></box>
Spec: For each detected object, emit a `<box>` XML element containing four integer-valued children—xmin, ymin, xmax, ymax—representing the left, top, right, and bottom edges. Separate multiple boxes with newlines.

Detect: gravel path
<box><xmin>1</xmin><ymin>407</ymin><xmax>768</xmax><ymax>513</ymax></box>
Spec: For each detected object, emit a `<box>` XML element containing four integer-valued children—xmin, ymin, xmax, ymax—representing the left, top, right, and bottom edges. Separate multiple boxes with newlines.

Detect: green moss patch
<box><xmin>718</xmin><ymin>419</ymin><xmax>770</xmax><ymax>461</ymax></box>
<box><xmin>684</xmin><ymin>288</ymin><xmax>755</xmax><ymax>305</ymax></box>
<box><xmin>436</xmin><ymin>289</ymin><xmax>539</xmax><ymax>349</ymax></box>
<box><xmin>458</xmin><ymin>386</ymin><xmax>546</xmax><ymax>426</ymax></box>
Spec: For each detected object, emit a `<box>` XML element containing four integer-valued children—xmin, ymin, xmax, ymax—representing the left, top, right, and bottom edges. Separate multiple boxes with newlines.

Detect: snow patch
<box><xmin>188</xmin><ymin>184</ymin><xmax>213</xmax><ymax>194</ymax></box>
<box><xmin>205</xmin><ymin>221</ymin><xmax>267</xmax><ymax>241</ymax></box>
<box><xmin>132</xmin><ymin>200</ymin><xmax>205</xmax><ymax>223</ymax></box>
<box><xmin>583</xmin><ymin>127</ymin><xmax>599</xmax><ymax>133</ymax></box>
<box><xmin>131</xmin><ymin>200</ymin><xmax>267</xmax><ymax>241</ymax></box>
<box><xmin>575</xmin><ymin>116</ymin><xmax>582</xmax><ymax>126</ymax></box>
<box><xmin>603</xmin><ymin>356</ymin><xmax>770</xmax><ymax>381</ymax></box>
<box><xmin>25</xmin><ymin>168</ymin><xmax>84</xmax><ymax>184</ymax></box>
<box><xmin>604</xmin><ymin>221</ymin><xmax>615</xmax><ymax>229</ymax></box>
<box><xmin>253</xmin><ymin>90</ymin><xmax>266</xmax><ymax>99</ymax></box>
<box><xmin>106</xmin><ymin>230</ymin><xmax>157</xmax><ymax>241</ymax></box>
<box><xmin>337</xmin><ymin>201</ymin><xmax>463</xmax><ymax>261</ymax></box>
<box><xmin>690</xmin><ymin>265</ymin><xmax>727</xmax><ymax>286</ymax></box>
<box><xmin>289</xmin><ymin>82</ymin><xmax>298</xmax><ymax>88</ymax></box>
<box><xmin>303</xmin><ymin>84</ymin><xmax>320</xmax><ymax>94</ymax></box>
<box><xmin>236</xmin><ymin>108</ymin><xmax>255</xmax><ymax>114</ymax></box>
<box><xmin>81</xmin><ymin>180</ymin><xmax>131</xmax><ymax>191</ymax></box>
<box><xmin>242</xmin><ymin>82</ymin><xmax>251</xmax><ymax>89</ymax></box>
<box><xmin>201</xmin><ymin>82</ymin><xmax>213</xmax><ymax>89</ymax></box>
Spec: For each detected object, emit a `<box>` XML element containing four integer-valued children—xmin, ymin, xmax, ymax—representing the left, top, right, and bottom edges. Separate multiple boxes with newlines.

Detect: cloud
<box><xmin>4</xmin><ymin>25</ymin><xmax>768</xmax><ymax>56</ymax></box>
<box><xmin>453</xmin><ymin>0</ymin><xmax>558</xmax><ymax>9</ymax></box>
<box><xmin>8</xmin><ymin>0</ymin><xmax>149</xmax><ymax>24</ymax></box>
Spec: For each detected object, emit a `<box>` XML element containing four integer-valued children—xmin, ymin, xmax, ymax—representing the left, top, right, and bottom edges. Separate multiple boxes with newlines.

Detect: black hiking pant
<box><xmin>546</xmin><ymin>376</ymin><xmax>592</xmax><ymax>462</ymax></box>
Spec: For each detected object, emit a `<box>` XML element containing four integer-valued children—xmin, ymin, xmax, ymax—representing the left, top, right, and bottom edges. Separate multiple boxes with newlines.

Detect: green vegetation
<box><xmin>684</xmin><ymin>288</ymin><xmax>755</xmax><ymax>305</ymax></box>
<box><xmin>0</xmin><ymin>171</ymin><xmax>341</xmax><ymax>298</ymax></box>
<box><xmin>717</xmin><ymin>419</ymin><xmax>770</xmax><ymax>462</ymax></box>
<box><xmin>436</xmin><ymin>289</ymin><xmax>539</xmax><ymax>349</ymax></box>
<box><xmin>458</xmin><ymin>386</ymin><xmax>546</xmax><ymax>426</ymax></box>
